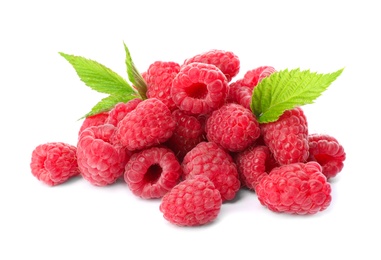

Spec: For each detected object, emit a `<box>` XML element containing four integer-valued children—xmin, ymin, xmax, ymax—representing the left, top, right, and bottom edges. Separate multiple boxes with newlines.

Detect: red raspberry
<box><xmin>205</xmin><ymin>103</ymin><xmax>260</xmax><ymax>152</ymax></box>
<box><xmin>30</xmin><ymin>142</ymin><xmax>80</xmax><ymax>186</ymax></box>
<box><xmin>77</xmin><ymin>124</ymin><xmax>130</xmax><ymax>186</ymax></box>
<box><xmin>105</xmin><ymin>98</ymin><xmax>142</xmax><ymax>126</ymax></box>
<box><xmin>261</xmin><ymin>107</ymin><xmax>309</xmax><ymax>165</ymax></box>
<box><xmin>183</xmin><ymin>49</ymin><xmax>240</xmax><ymax>82</ymax></box>
<box><xmin>159</xmin><ymin>175</ymin><xmax>222</xmax><ymax>226</ymax></box>
<box><xmin>78</xmin><ymin>111</ymin><xmax>109</xmax><ymax>137</ymax></box>
<box><xmin>171</xmin><ymin>62</ymin><xmax>228</xmax><ymax>115</ymax></box>
<box><xmin>234</xmin><ymin>145</ymin><xmax>278</xmax><ymax>190</ymax></box>
<box><xmin>255</xmin><ymin>161</ymin><xmax>332</xmax><ymax>215</ymax></box>
<box><xmin>124</xmin><ymin>146</ymin><xmax>182</xmax><ymax>199</ymax></box>
<box><xmin>227</xmin><ymin>79</ymin><xmax>252</xmax><ymax>109</ymax></box>
<box><xmin>196</xmin><ymin>113</ymin><xmax>209</xmax><ymax>134</ymax></box>
<box><xmin>308</xmin><ymin>134</ymin><xmax>346</xmax><ymax>179</ymax></box>
<box><xmin>114</xmin><ymin>98</ymin><xmax>176</xmax><ymax>151</ymax></box>
<box><xmin>182</xmin><ymin>141</ymin><xmax>240</xmax><ymax>201</ymax></box>
<box><xmin>227</xmin><ymin>66</ymin><xmax>276</xmax><ymax>109</ymax></box>
<box><xmin>144</xmin><ymin>61</ymin><xmax>180</xmax><ymax>111</ymax></box>
<box><xmin>241</xmin><ymin>66</ymin><xmax>276</xmax><ymax>87</ymax></box>
<box><xmin>165</xmin><ymin>109</ymin><xmax>207</xmax><ymax>160</ymax></box>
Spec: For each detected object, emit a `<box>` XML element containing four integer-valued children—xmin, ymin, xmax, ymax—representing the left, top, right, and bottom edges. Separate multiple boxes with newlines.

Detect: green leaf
<box><xmin>80</xmin><ymin>93</ymin><xmax>138</xmax><ymax>119</ymax></box>
<box><xmin>123</xmin><ymin>42</ymin><xmax>147</xmax><ymax>99</ymax></box>
<box><xmin>251</xmin><ymin>68</ymin><xmax>344</xmax><ymax>123</ymax></box>
<box><xmin>59</xmin><ymin>52</ymin><xmax>136</xmax><ymax>96</ymax></box>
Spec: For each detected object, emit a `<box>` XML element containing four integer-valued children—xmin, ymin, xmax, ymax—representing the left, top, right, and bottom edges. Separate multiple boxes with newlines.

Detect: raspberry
<box><xmin>171</xmin><ymin>62</ymin><xmax>228</xmax><ymax>115</ymax></box>
<box><xmin>124</xmin><ymin>146</ymin><xmax>182</xmax><ymax>199</ymax></box>
<box><xmin>227</xmin><ymin>79</ymin><xmax>252</xmax><ymax>109</ymax></box>
<box><xmin>30</xmin><ymin>142</ymin><xmax>80</xmax><ymax>186</ymax></box>
<box><xmin>255</xmin><ymin>161</ymin><xmax>332</xmax><ymax>215</ymax></box>
<box><xmin>165</xmin><ymin>109</ymin><xmax>207</xmax><ymax>160</ymax></box>
<box><xmin>77</xmin><ymin>124</ymin><xmax>130</xmax><ymax>186</ymax></box>
<box><xmin>114</xmin><ymin>98</ymin><xmax>176</xmax><ymax>151</ymax></box>
<box><xmin>308</xmin><ymin>134</ymin><xmax>346</xmax><ymax>179</ymax></box>
<box><xmin>227</xmin><ymin>66</ymin><xmax>276</xmax><ymax>109</ymax></box>
<box><xmin>105</xmin><ymin>98</ymin><xmax>142</xmax><ymax>126</ymax></box>
<box><xmin>159</xmin><ymin>175</ymin><xmax>222</xmax><ymax>226</ymax></box>
<box><xmin>241</xmin><ymin>66</ymin><xmax>276</xmax><ymax>87</ymax></box>
<box><xmin>261</xmin><ymin>107</ymin><xmax>309</xmax><ymax>165</ymax></box>
<box><xmin>78</xmin><ymin>111</ymin><xmax>109</xmax><ymax>137</ymax></box>
<box><xmin>144</xmin><ymin>61</ymin><xmax>180</xmax><ymax>111</ymax></box>
<box><xmin>234</xmin><ymin>145</ymin><xmax>278</xmax><ymax>190</ymax></box>
<box><xmin>205</xmin><ymin>103</ymin><xmax>260</xmax><ymax>152</ymax></box>
<box><xmin>183</xmin><ymin>49</ymin><xmax>240</xmax><ymax>82</ymax></box>
<box><xmin>182</xmin><ymin>141</ymin><xmax>240</xmax><ymax>201</ymax></box>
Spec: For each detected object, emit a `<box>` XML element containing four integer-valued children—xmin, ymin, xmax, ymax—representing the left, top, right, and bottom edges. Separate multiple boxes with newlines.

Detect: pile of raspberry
<box><xmin>30</xmin><ymin>49</ymin><xmax>346</xmax><ymax>226</ymax></box>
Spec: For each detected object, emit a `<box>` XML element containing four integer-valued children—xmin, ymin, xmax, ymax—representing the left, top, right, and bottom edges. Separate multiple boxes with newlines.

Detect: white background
<box><xmin>1</xmin><ymin>0</ymin><xmax>380</xmax><ymax>259</ymax></box>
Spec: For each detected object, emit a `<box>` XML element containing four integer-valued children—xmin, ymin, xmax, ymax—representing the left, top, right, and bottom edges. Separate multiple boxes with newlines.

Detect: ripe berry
<box><xmin>124</xmin><ymin>146</ymin><xmax>182</xmax><ymax>199</ymax></box>
<box><xmin>308</xmin><ymin>134</ymin><xmax>346</xmax><ymax>179</ymax></box>
<box><xmin>241</xmin><ymin>66</ymin><xmax>276</xmax><ymax>87</ymax></box>
<box><xmin>183</xmin><ymin>49</ymin><xmax>240</xmax><ymax>82</ymax></box>
<box><xmin>227</xmin><ymin>66</ymin><xmax>276</xmax><ymax>109</ymax></box>
<box><xmin>165</xmin><ymin>109</ymin><xmax>206</xmax><ymax>161</ymax></box>
<box><xmin>182</xmin><ymin>141</ymin><xmax>240</xmax><ymax>201</ymax></box>
<box><xmin>171</xmin><ymin>62</ymin><xmax>228</xmax><ymax>115</ymax></box>
<box><xmin>30</xmin><ymin>142</ymin><xmax>80</xmax><ymax>186</ymax></box>
<box><xmin>114</xmin><ymin>98</ymin><xmax>176</xmax><ymax>151</ymax></box>
<box><xmin>261</xmin><ymin>107</ymin><xmax>309</xmax><ymax>165</ymax></box>
<box><xmin>234</xmin><ymin>145</ymin><xmax>278</xmax><ymax>190</ymax></box>
<box><xmin>160</xmin><ymin>175</ymin><xmax>222</xmax><ymax>226</ymax></box>
<box><xmin>206</xmin><ymin>103</ymin><xmax>261</xmax><ymax>152</ymax></box>
<box><xmin>105</xmin><ymin>98</ymin><xmax>142</xmax><ymax>127</ymax></box>
<box><xmin>227</xmin><ymin>79</ymin><xmax>252</xmax><ymax>109</ymax></box>
<box><xmin>78</xmin><ymin>111</ymin><xmax>109</xmax><ymax>137</ymax></box>
<box><xmin>144</xmin><ymin>61</ymin><xmax>180</xmax><ymax>111</ymax></box>
<box><xmin>77</xmin><ymin>124</ymin><xmax>130</xmax><ymax>186</ymax></box>
<box><xmin>256</xmin><ymin>161</ymin><xmax>332</xmax><ymax>215</ymax></box>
